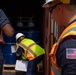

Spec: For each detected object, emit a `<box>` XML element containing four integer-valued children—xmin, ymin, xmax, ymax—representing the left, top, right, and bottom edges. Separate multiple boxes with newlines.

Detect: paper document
<box><xmin>15</xmin><ymin>60</ymin><xmax>28</xmax><ymax>72</ymax></box>
<box><xmin>11</xmin><ymin>45</ymin><xmax>16</xmax><ymax>53</ymax></box>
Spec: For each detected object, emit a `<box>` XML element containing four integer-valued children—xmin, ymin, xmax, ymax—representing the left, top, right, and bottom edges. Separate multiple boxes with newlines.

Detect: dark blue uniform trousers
<box><xmin>26</xmin><ymin>54</ymin><xmax>44</xmax><ymax>75</ymax></box>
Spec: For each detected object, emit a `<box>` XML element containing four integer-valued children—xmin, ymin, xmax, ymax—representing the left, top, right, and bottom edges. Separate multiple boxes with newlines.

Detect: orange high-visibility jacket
<box><xmin>49</xmin><ymin>21</ymin><xmax>76</xmax><ymax>75</ymax></box>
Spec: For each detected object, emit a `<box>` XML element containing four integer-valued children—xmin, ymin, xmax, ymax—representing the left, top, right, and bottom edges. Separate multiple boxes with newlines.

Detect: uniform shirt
<box><xmin>0</xmin><ymin>9</ymin><xmax>10</xmax><ymax>28</ymax></box>
<box><xmin>0</xmin><ymin>9</ymin><xmax>10</xmax><ymax>60</ymax></box>
<box><xmin>57</xmin><ymin>35</ymin><xmax>76</xmax><ymax>75</ymax></box>
<box><xmin>16</xmin><ymin>46</ymin><xmax>23</xmax><ymax>59</ymax></box>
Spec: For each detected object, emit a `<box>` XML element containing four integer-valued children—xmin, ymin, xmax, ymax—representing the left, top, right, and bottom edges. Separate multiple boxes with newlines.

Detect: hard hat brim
<box><xmin>42</xmin><ymin>1</ymin><xmax>52</xmax><ymax>8</ymax></box>
<box><xmin>16</xmin><ymin>33</ymin><xmax>25</xmax><ymax>41</ymax></box>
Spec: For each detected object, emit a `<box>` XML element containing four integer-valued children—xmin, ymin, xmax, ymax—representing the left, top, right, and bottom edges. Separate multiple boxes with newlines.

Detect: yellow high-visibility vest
<box><xmin>49</xmin><ymin>21</ymin><xmax>76</xmax><ymax>75</ymax></box>
<box><xmin>19</xmin><ymin>38</ymin><xmax>45</xmax><ymax>60</ymax></box>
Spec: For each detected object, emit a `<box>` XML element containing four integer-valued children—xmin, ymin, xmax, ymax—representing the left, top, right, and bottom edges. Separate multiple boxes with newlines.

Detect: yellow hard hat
<box><xmin>42</xmin><ymin>0</ymin><xmax>76</xmax><ymax>8</ymax></box>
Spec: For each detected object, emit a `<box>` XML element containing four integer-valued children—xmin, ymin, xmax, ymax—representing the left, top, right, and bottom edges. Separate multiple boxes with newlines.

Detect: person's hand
<box><xmin>16</xmin><ymin>43</ymin><xmax>19</xmax><ymax>51</ymax></box>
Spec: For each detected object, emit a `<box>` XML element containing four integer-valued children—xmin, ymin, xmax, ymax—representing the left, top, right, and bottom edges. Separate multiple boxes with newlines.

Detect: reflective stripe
<box><xmin>58</xmin><ymin>27</ymin><xmax>76</xmax><ymax>43</ymax></box>
<box><xmin>20</xmin><ymin>43</ymin><xmax>37</xmax><ymax>58</ymax></box>
<box><xmin>62</xmin><ymin>27</ymin><xmax>76</xmax><ymax>37</ymax></box>
<box><xmin>26</xmin><ymin>43</ymin><xmax>36</xmax><ymax>55</ymax></box>
<box><xmin>51</xmin><ymin>65</ymin><xmax>61</xmax><ymax>75</ymax></box>
<box><xmin>29</xmin><ymin>49</ymin><xmax>37</xmax><ymax>57</ymax></box>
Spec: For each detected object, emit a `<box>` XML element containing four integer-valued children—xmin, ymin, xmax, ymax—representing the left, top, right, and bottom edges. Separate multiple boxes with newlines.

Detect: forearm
<box><xmin>0</xmin><ymin>9</ymin><xmax>14</xmax><ymax>37</ymax></box>
<box><xmin>16</xmin><ymin>44</ymin><xmax>22</xmax><ymax>57</ymax></box>
<box><xmin>2</xmin><ymin>24</ymin><xmax>14</xmax><ymax>37</ymax></box>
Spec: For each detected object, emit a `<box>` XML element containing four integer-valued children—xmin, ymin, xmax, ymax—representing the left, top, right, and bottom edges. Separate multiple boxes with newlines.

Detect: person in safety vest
<box><xmin>43</xmin><ymin>0</ymin><xmax>76</xmax><ymax>75</ymax></box>
<box><xmin>15</xmin><ymin>33</ymin><xmax>45</xmax><ymax>75</ymax></box>
<box><xmin>0</xmin><ymin>9</ymin><xmax>14</xmax><ymax>75</ymax></box>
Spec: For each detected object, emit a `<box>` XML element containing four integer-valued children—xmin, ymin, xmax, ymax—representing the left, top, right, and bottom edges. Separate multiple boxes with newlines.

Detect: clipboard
<box><xmin>15</xmin><ymin>60</ymin><xmax>28</xmax><ymax>72</ymax></box>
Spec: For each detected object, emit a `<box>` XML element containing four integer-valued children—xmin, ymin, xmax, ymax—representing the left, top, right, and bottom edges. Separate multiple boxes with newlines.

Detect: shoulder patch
<box><xmin>66</xmin><ymin>48</ymin><xmax>76</xmax><ymax>59</ymax></box>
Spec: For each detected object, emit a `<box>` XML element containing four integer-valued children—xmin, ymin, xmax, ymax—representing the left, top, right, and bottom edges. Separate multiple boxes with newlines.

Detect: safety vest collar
<box><xmin>67</xmin><ymin>19</ymin><xmax>76</xmax><ymax>26</ymax></box>
<box><xmin>58</xmin><ymin>21</ymin><xmax>76</xmax><ymax>43</ymax></box>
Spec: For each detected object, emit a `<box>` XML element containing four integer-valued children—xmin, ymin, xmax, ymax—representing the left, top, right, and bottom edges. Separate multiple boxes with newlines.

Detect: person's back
<box><xmin>19</xmin><ymin>38</ymin><xmax>45</xmax><ymax>60</ymax></box>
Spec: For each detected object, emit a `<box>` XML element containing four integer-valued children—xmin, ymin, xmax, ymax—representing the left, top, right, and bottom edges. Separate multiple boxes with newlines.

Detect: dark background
<box><xmin>0</xmin><ymin>0</ymin><xmax>44</xmax><ymax>30</ymax></box>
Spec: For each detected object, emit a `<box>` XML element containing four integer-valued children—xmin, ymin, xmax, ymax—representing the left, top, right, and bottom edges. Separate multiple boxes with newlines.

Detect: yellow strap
<box><xmin>58</xmin><ymin>22</ymin><xmax>76</xmax><ymax>41</ymax></box>
<box><xmin>49</xmin><ymin>43</ymin><xmax>58</xmax><ymax>55</ymax></box>
<box><xmin>51</xmin><ymin>57</ymin><xmax>61</xmax><ymax>70</ymax></box>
